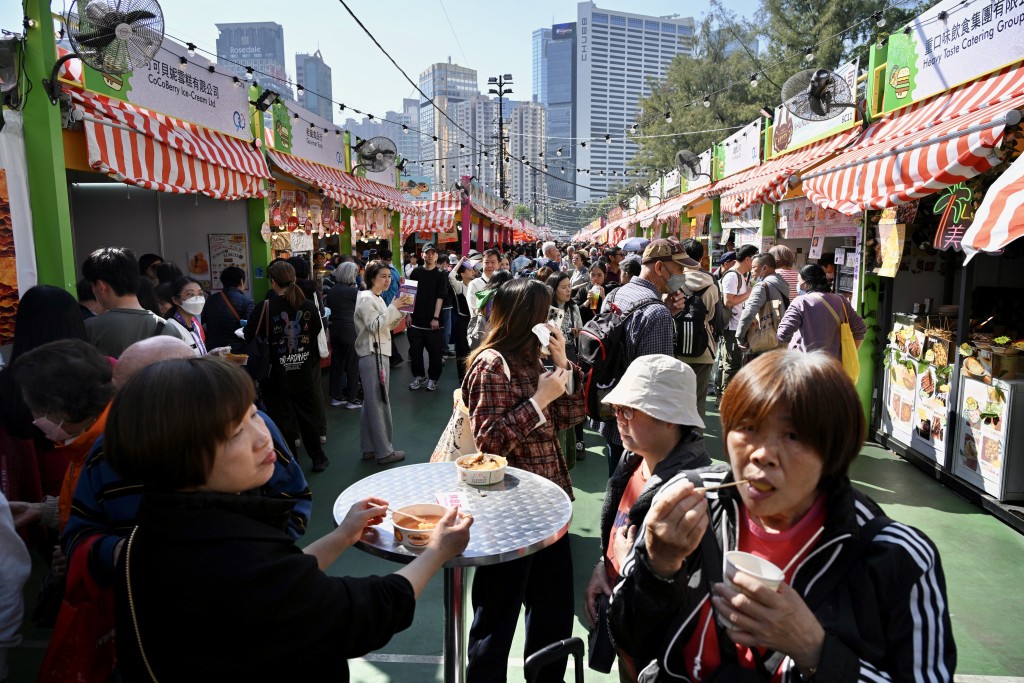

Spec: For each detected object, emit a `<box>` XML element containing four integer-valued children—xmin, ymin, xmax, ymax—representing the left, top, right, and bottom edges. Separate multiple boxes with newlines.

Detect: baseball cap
<box><xmin>602</xmin><ymin>354</ymin><xmax>705</xmax><ymax>429</ymax></box>
<box><xmin>720</xmin><ymin>250</ymin><xmax>737</xmax><ymax>266</ymax></box>
<box><xmin>422</xmin><ymin>243</ymin><xmax>437</xmax><ymax>253</ymax></box>
<box><xmin>449</xmin><ymin>254</ymin><xmax>459</xmax><ymax>264</ymax></box>
<box><xmin>641</xmin><ymin>239</ymin><xmax>699</xmax><ymax>267</ymax></box>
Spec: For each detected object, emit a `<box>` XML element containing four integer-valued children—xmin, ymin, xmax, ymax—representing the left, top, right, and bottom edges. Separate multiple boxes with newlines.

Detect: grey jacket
<box><xmin>735</xmin><ymin>273</ymin><xmax>790</xmax><ymax>341</ymax></box>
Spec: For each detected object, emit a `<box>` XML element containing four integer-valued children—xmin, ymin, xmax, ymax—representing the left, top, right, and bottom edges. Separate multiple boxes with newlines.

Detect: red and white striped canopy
<box><xmin>71</xmin><ymin>89</ymin><xmax>269</xmax><ymax>200</ymax></box>
<box><xmin>803</xmin><ymin>65</ymin><xmax>1024</xmax><ymax>216</ymax></box>
<box><xmin>401</xmin><ymin>211</ymin><xmax>455</xmax><ymax>236</ymax></box>
<box><xmin>655</xmin><ymin>186</ymin><xmax>710</xmax><ymax>220</ymax></box>
<box><xmin>962</xmin><ymin>151</ymin><xmax>1024</xmax><ymax>262</ymax></box>
<box><xmin>718</xmin><ymin>128</ymin><xmax>860</xmax><ymax>215</ymax></box>
<box><xmin>429</xmin><ymin>191</ymin><xmax>461</xmax><ymax>211</ymax></box>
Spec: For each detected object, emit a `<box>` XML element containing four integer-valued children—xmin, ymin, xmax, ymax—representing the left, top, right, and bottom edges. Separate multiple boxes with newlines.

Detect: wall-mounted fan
<box><xmin>781</xmin><ymin>68</ymin><xmax>864</xmax><ymax>123</ymax></box>
<box><xmin>44</xmin><ymin>0</ymin><xmax>165</xmax><ymax>104</ymax></box>
<box><xmin>618</xmin><ymin>197</ymin><xmax>630</xmax><ymax>210</ymax></box>
<box><xmin>675</xmin><ymin>149</ymin><xmax>709</xmax><ymax>181</ymax></box>
<box><xmin>353</xmin><ymin>136</ymin><xmax>398</xmax><ymax>173</ymax></box>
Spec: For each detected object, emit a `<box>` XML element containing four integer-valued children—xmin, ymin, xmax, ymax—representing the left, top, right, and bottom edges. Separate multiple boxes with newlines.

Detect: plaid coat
<box><xmin>462</xmin><ymin>352</ymin><xmax>585</xmax><ymax>499</ymax></box>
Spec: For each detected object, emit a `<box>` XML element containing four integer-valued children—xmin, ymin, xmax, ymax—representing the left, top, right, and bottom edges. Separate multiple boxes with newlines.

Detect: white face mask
<box><xmin>666</xmin><ymin>273</ymin><xmax>688</xmax><ymax>294</ymax></box>
<box><xmin>181</xmin><ymin>296</ymin><xmax>206</xmax><ymax>316</ymax></box>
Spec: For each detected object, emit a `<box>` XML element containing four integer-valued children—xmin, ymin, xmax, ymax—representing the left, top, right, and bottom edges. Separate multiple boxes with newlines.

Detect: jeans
<box><xmin>466</xmin><ymin>535</ymin><xmax>574</xmax><ymax>683</ymax></box>
<box><xmin>328</xmin><ymin>334</ymin><xmax>360</xmax><ymax>402</ymax></box>
<box><xmin>689</xmin><ymin>362</ymin><xmax>713</xmax><ymax>422</ymax></box>
<box><xmin>407</xmin><ymin>325</ymin><xmax>445</xmax><ymax>381</ymax></box>
<box><xmin>442</xmin><ymin>308</ymin><xmax>453</xmax><ymax>349</ymax></box>
<box><xmin>358</xmin><ymin>354</ymin><xmax>394</xmax><ymax>459</ymax></box>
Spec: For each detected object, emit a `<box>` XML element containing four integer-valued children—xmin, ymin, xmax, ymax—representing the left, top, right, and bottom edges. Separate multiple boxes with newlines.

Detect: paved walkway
<box><xmin>8</xmin><ymin>336</ymin><xmax>1024</xmax><ymax>681</ymax></box>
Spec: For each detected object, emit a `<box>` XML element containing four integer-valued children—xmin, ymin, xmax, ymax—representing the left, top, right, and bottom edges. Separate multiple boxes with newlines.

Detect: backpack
<box><xmin>715</xmin><ymin>270</ymin><xmax>743</xmax><ymax>335</ymax></box>
<box><xmin>577</xmin><ymin>290</ymin><xmax>661</xmax><ymax>421</ymax></box>
<box><xmin>673</xmin><ymin>286</ymin><xmax>713</xmax><ymax>357</ymax></box>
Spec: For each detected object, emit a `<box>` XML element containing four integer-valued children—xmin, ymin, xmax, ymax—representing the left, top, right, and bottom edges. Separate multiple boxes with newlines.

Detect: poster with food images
<box><xmin>208</xmin><ymin>234</ymin><xmax>249</xmax><ymax>292</ymax></box>
<box><xmin>0</xmin><ymin>170</ymin><xmax>16</xmax><ymax>346</ymax></box>
<box><xmin>883</xmin><ymin>348</ymin><xmax>918</xmax><ymax>444</ymax></box>
<box><xmin>956</xmin><ymin>376</ymin><xmax>1008</xmax><ymax>488</ymax></box>
<box><xmin>186</xmin><ymin>251</ymin><xmax>211</xmax><ymax>289</ymax></box>
<box><xmin>910</xmin><ymin>362</ymin><xmax>952</xmax><ymax>462</ymax></box>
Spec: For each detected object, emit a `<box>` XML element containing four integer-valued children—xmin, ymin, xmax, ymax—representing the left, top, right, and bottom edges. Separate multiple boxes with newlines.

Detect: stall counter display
<box><xmin>883</xmin><ymin>346</ymin><xmax>919</xmax><ymax>446</ymax></box>
<box><xmin>953</xmin><ymin>376</ymin><xmax>1024</xmax><ymax>502</ymax></box>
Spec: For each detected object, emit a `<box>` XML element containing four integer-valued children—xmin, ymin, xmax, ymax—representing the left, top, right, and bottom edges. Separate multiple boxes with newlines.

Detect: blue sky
<box><xmin>5</xmin><ymin>0</ymin><xmax>761</xmax><ymax>122</ymax></box>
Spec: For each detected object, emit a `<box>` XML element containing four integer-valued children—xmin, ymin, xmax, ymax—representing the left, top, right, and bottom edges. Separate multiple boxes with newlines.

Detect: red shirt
<box><xmin>605</xmin><ymin>461</ymin><xmax>649</xmax><ymax>582</ymax></box>
<box><xmin>681</xmin><ymin>496</ymin><xmax>827</xmax><ymax>682</ymax></box>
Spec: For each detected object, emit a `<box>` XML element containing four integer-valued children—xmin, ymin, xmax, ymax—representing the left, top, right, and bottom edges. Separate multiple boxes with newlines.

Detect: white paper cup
<box><xmin>718</xmin><ymin>551</ymin><xmax>785</xmax><ymax>629</ymax></box>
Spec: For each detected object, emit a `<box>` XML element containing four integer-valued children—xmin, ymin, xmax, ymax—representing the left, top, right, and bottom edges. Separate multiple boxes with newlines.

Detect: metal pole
<box><xmin>443</xmin><ymin>567</ymin><xmax>466</xmax><ymax>683</ymax></box>
<box><xmin>498</xmin><ymin>88</ymin><xmax>506</xmax><ymax>202</ymax></box>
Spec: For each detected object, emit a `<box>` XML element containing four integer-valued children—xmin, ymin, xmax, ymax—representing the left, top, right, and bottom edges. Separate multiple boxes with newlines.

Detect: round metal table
<box><xmin>333</xmin><ymin>462</ymin><xmax>573</xmax><ymax>683</ymax></box>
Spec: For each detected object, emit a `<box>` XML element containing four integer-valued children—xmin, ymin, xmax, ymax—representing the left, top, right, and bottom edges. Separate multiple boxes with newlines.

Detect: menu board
<box><xmin>777</xmin><ymin>197</ymin><xmax>861</xmax><ymax>240</ymax></box>
<box><xmin>883</xmin><ymin>347</ymin><xmax>919</xmax><ymax>445</ymax></box>
<box><xmin>208</xmin><ymin>234</ymin><xmax>249</xmax><ymax>292</ymax></box>
<box><xmin>955</xmin><ymin>376</ymin><xmax>1010</xmax><ymax>491</ymax></box>
<box><xmin>910</xmin><ymin>360</ymin><xmax>953</xmax><ymax>463</ymax></box>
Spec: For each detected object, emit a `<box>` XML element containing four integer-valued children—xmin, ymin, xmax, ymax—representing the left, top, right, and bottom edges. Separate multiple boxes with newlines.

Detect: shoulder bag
<box><xmin>745</xmin><ymin>283</ymin><xmax>786</xmax><ymax>354</ymax></box>
<box><xmin>313</xmin><ymin>292</ymin><xmax>330</xmax><ymax>359</ymax></box>
<box><xmin>244</xmin><ymin>301</ymin><xmax>272</xmax><ymax>382</ymax></box>
<box><xmin>431</xmin><ymin>350</ymin><xmax>511</xmax><ymax>462</ymax></box>
<box><xmin>816</xmin><ymin>294</ymin><xmax>861</xmax><ymax>382</ymax></box>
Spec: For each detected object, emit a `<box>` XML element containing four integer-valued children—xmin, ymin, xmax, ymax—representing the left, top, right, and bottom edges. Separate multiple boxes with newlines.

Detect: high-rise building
<box><xmin>215</xmin><ymin>22</ymin><xmax>293</xmax><ymax>100</ymax></box>
<box><xmin>533</xmin><ymin>22</ymin><xmax>578</xmax><ymax>202</ymax></box>
<box><xmin>508</xmin><ymin>101</ymin><xmax>547</xmax><ymax>215</ymax></box>
<box><xmin>418</xmin><ymin>60</ymin><xmax>479</xmax><ymax>189</ymax></box>
<box><xmin>295</xmin><ymin>50</ymin><xmax>333</xmax><ymax>122</ymax></box>
<box><xmin>574</xmin><ymin>2</ymin><xmax>695</xmax><ymax>201</ymax></box>
<box><xmin>396</xmin><ymin>98</ymin><xmax>420</xmax><ymax>165</ymax></box>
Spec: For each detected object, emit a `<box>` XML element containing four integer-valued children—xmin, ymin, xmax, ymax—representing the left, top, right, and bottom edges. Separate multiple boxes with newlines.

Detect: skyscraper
<box><xmin>508</xmin><ymin>101</ymin><xmax>547</xmax><ymax>215</ymax></box>
<box><xmin>295</xmin><ymin>50</ymin><xmax>333</xmax><ymax>122</ymax></box>
<box><xmin>396</xmin><ymin>98</ymin><xmax>420</xmax><ymax>166</ymax></box>
<box><xmin>418</xmin><ymin>60</ymin><xmax>479</xmax><ymax>190</ymax></box>
<box><xmin>574</xmin><ymin>2</ymin><xmax>695</xmax><ymax>201</ymax></box>
<box><xmin>532</xmin><ymin>28</ymin><xmax>551</xmax><ymax>104</ymax></box>
<box><xmin>533</xmin><ymin>22</ymin><xmax>578</xmax><ymax>202</ymax></box>
<box><xmin>215</xmin><ymin>22</ymin><xmax>293</xmax><ymax>100</ymax></box>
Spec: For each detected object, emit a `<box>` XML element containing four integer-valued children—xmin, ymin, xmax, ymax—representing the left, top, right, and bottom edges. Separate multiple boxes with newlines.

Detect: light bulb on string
<box><xmin>703</xmin><ymin>95</ymin><xmax>711</xmax><ymax>108</ymax></box>
<box><xmin>664</xmin><ymin>111</ymin><xmax>672</xmax><ymax>123</ymax></box>
<box><xmin>804</xmin><ymin>47</ymin><xmax>814</xmax><ymax>62</ymax></box>
<box><xmin>245</xmin><ymin>67</ymin><xmax>254</xmax><ymax>80</ymax></box>
<box><xmin>297</xmin><ymin>84</ymin><xmax>305</xmax><ymax>96</ymax></box>
<box><xmin>186</xmin><ymin>42</ymin><xmax>196</xmax><ymax>57</ymax></box>
<box><xmin>750</xmin><ymin>73</ymin><xmax>758</xmax><ymax>88</ymax></box>
<box><xmin>873</xmin><ymin>10</ymin><xmax>885</xmax><ymax>27</ymax></box>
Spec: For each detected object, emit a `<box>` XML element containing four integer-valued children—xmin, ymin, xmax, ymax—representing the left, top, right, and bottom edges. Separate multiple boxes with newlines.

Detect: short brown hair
<box><xmin>104</xmin><ymin>358</ymin><xmax>255</xmax><ymax>491</ymax></box>
<box><xmin>720</xmin><ymin>350</ymin><xmax>865</xmax><ymax>495</ymax></box>
<box><xmin>769</xmin><ymin>244</ymin><xmax>795</xmax><ymax>269</ymax></box>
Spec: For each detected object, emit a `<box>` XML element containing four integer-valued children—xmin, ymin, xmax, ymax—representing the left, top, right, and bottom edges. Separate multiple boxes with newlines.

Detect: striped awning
<box><xmin>802</xmin><ymin>65</ymin><xmax>1024</xmax><ymax>215</ymax></box>
<box><xmin>656</xmin><ymin>186</ymin><xmax>709</xmax><ymax>219</ymax></box>
<box><xmin>468</xmin><ymin>201</ymin><xmax>514</xmax><ymax>228</ymax></box>
<box><xmin>70</xmin><ymin>89</ymin><xmax>269</xmax><ymax>200</ymax></box>
<box><xmin>429</xmin><ymin>191</ymin><xmax>461</xmax><ymax>211</ymax></box>
<box><xmin>719</xmin><ymin>128</ymin><xmax>860</xmax><ymax>215</ymax></box>
<box><xmin>401</xmin><ymin>210</ymin><xmax>455</xmax><ymax>236</ymax></box>
<box><xmin>962</xmin><ymin>151</ymin><xmax>1024</xmax><ymax>262</ymax></box>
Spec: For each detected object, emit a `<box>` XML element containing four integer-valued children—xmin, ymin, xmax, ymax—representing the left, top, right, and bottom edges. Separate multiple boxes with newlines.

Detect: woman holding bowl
<box><xmin>610</xmin><ymin>350</ymin><xmax>955</xmax><ymax>682</ymax></box>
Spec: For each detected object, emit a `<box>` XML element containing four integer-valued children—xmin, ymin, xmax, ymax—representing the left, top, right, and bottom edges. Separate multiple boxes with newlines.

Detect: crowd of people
<box><xmin>0</xmin><ymin>236</ymin><xmax>954</xmax><ymax>683</ymax></box>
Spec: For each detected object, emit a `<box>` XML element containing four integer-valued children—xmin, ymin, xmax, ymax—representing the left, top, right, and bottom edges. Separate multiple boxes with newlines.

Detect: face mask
<box><xmin>33</xmin><ymin>416</ymin><xmax>76</xmax><ymax>443</ymax></box>
<box><xmin>666</xmin><ymin>273</ymin><xmax>688</xmax><ymax>294</ymax></box>
<box><xmin>797</xmin><ymin>286</ymin><xmax>807</xmax><ymax>296</ymax></box>
<box><xmin>181</xmin><ymin>296</ymin><xmax>206</xmax><ymax>316</ymax></box>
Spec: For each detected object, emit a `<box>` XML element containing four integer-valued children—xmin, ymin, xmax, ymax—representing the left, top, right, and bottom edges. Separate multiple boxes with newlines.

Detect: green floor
<box><xmin>8</xmin><ymin>336</ymin><xmax>1024</xmax><ymax>681</ymax></box>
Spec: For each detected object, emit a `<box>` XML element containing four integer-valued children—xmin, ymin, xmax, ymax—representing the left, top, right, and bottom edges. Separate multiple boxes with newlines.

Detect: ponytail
<box><xmin>267</xmin><ymin>261</ymin><xmax>307</xmax><ymax>310</ymax></box>
<box><xmin>281</xmin><ymin>282</ymin><xmax>306</xmax><ymax>310</ymax></box>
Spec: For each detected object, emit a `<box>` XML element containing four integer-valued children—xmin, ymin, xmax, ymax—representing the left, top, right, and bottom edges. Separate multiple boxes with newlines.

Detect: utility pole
<box><xmin>531</xmin><ymin>166</ymin><xmax>538</xmax><ymax>224</ymax></box>
<box><xmin>487</xmin><ymin>74</ymin><xmax>513</xmax><ymax>208</ymax></box>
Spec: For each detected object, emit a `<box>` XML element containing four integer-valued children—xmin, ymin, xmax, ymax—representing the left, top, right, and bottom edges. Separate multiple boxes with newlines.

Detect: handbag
<box><xmin>37</xmin><ymin>535</ymin><xmax>117</xmax><ymax>683</ymax></box>
<box><xmin>244</xmin><ymin>301</ymin><xmax>272</xmax><ymax>381</ymax></box>
<box><xmin>817</xmin><ymin>295</ymin><xmax>861</xmax><ymax>382</ymax></box>
<box><xmin>745</xmin><ymin>284</ymin><xmax>785</xmax><ymax>354</ymax></box>
<box><xmin>430</xmin><ymin>350</ymin><xmax>511</xmax><ymax>462</ymax></box>
<box><xmin>313</xmin><ymin>292</ymin><xmax>330</xmax><ymax>359</ymax></box>
<box><xmin>588</xmin><ymin>593</ymin><xmax>616</xmax><ymax>673</ymax></box>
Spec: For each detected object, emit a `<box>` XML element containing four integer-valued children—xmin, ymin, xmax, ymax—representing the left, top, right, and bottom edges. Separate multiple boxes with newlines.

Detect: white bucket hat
<box><xmin>602</xmin><ymin>354</ymin><xmax>705</xmax><ymax>429</ymax></box>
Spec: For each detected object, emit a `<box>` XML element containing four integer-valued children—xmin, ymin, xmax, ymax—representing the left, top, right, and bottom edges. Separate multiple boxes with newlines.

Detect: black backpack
<box><xmin>674</xmin><ymin>286</ymin><xmax>712</xmax><ymax>357</ymax></box>
<box><xmin>577</xmin><ymin>290</ymin><xmax>661</xmax><ymax>421</ymax></box>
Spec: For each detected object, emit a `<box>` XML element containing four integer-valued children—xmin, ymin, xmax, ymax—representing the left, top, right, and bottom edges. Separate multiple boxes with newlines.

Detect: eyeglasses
<box><xmin>180</xmin><ymin>290</ymin><xmax>205</xmax><ymax>298</ymax></box>
<box><xmin>612</xmin><ymin>405</ymin><xmax>634</xmax><ymax>420</ymax></box>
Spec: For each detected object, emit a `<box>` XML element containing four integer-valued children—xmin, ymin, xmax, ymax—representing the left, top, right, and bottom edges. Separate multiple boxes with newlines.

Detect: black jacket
<box><xmin>116</xmin><ymin>492</ymin><xmax>415</xmax><ymax>681</ymax></box>
<box><xmin>599</xmin><ymin>430</ymin><xmax>711</xmax><ymax>557</ymax></box>
<box><xmin>326</xmin><ymin>283</ymin><xmax>359</xmax><ymax>342</ymax></box>
<box><xmin>204</xmin><ymin>288</ymin><xmax>256</xmax><ymax>352</ymax></box>
<box><xmin>610</xmin><ymin>467</ymin><xmax>956</xmax><ymax>682</ymax></box>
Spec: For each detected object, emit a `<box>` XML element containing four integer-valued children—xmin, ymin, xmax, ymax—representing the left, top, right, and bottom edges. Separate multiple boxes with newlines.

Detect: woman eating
<box><xmin>462</xmin><ymin>278</ymin><xmax>586</xmax><ymax>683</ymax></box>
<box><xmin>353</xmin><ymin>261</ymin><xmax>406</xmax><ymax>465</ymax></box>
<box><xmin>107</xmin><ymin>357</ymin><xmax>472</xmax><ymax>681</ymax></box>
<box><xmin>609</xmin><ymin>350</ymin><xmax>955</xmax><ymax>682</ymax></box>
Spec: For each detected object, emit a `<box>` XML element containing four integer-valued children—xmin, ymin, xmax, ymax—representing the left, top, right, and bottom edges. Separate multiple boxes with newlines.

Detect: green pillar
<box><xmin>247</xmin><ymin>85</ymin><xmax>270</xmax><ymax>301</ymax></box>
<box><xmin>339</xmin><ymin>208</ymin><xmax>353</xmax><ymax>256</ymax></box>
<box><xmin>856</xmin><ymin>213</ymin><xmax>878</xmax><ymax>418</ymax></box>
<box><xmin>635</xmin><ymin>222</ymin><xmax>643</xmax><ymax>238</ymax></box>
<box><xmin>23</xmin><ymin>0</ymin><xmax>75</xmax><ymax>290</ymax></box>
<box><xmin>391</xmin><ymin>211</ymin><xmax>402</xmax><ymax>263</ymax></box>
<box><xmin>761</xmin><ymin>203</ymin><xmax>776</xmax><ymax>238</ymax></box>
<box><xmin>660</xmin><ymin>219</ymin><xmax>669</xmax><ymax>239</ymax></box>
<box><xmin>710</xmin><ymin>197</ymin><xmax>723</xmax><ymax>240</ymax></box>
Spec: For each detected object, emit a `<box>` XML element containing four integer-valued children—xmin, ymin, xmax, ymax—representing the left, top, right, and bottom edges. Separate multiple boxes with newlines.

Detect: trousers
<box><xmin>688</xmin><ymin>362</ymin><xmax>713</xmax><ymax>422</ymax></box>
<box><xmin>466</xmin><ymin>535</ymin><xmax>574</xmax><ymax>683</ymax></box>
<box><xmin>720</xmin><ymin>329</ymin><xmax>744</xmax><ymax>395</ymax></box>
<box><xmin>357</xmin><ymin>354</ymin><xmax>394</xmax><ymax>458</ymax></box>
<box><xmin>329</xmin><ymin>334</ymin><xmax>360</xmax><ymax>402</ymax></box>
<box><xmin>408</xmin><ymin>325</ymin><xmax>445</xmax><ymax>381</ymax></box>
<box><xmin>262</xmin><ymin>377</ymin><xmax>325</xmax><ymax>462</ymax></box>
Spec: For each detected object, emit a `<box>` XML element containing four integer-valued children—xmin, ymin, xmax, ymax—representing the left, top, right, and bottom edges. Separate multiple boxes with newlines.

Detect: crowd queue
<box><xmin>0</xmin><ymin>237</ymin><xmax>953</xmax><ymax>682</ymax></box>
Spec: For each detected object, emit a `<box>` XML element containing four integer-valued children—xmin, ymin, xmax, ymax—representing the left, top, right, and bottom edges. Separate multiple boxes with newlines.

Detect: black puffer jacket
<box><xmin>610</xmin><ymin>466</ymin><xmax>956</xmax><ymax>683</ymax></box>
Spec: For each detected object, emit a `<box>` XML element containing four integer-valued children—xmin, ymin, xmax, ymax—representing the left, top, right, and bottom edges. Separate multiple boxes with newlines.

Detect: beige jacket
<box><xmin>354</xmin><ymin>290</ymin><xmax>404</xmax><ymax>357</ymax></box>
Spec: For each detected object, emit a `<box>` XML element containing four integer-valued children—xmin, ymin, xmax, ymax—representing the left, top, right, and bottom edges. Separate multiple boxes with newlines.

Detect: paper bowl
<box><xmin>455</xmin><ymin>453</ymin><xmax>508</xmax><ymax>486</ymax></box>
<box><xmin>391</xmin><ymin>504</ymin><xmax>447</xmax><ymax>549</ymax></box>
<box><xmin>224</xmin><ymin>353</ymin><xmax>249</xmax><ymax>366</ymax></box>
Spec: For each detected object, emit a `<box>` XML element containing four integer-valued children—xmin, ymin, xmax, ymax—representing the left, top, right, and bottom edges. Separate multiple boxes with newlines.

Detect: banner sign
<box><xmin>721</xmin><ymin>204</ymin><xmax>760</xmax><ymax>231</ymax></box>
<box><xmin>71</xmin><ymin>38</ymin><xmax>251</xmax><ymax>140</ymax></box>
<box><xmin>771</xmin><ymin>59</ymin><xmax>859</xmax><ymax>157</ymax></box>
<box><xmin>268</xmin><ymin>101</ymin><xmax>345</xmax><ymax>169</ymax></box>
<box><xmin>721</xmin><ymin>119</ymin><xmax>762</xmax><ymax>179</ymax></box>
<box><xmin>777</xmin><ymin>197</ymin><xmax>863</xmax><ymax>238</ymax></box>
<box><xmin>208</xmin><ymin>234</ymin><xmax>249</xmax><ymax>291</ymax></box>
<box><xmin>883</xmin><ymin>0</ymin><xmax>1024</xmax><ymax>113</ymax></box>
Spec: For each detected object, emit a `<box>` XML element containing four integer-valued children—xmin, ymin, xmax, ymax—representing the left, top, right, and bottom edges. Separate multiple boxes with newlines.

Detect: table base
<box><xmin>444</xmin><ymin>566</ymin><xmax>467</xmax><ymax>683</ymax></box>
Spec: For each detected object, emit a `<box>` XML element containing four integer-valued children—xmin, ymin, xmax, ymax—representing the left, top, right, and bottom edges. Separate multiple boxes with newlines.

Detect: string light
<box><xmin>297</xmin><ymin>84</ymin><xmax>305</xmax><ymax>96</ymax></box>
<box><xmin>873</xmin><ymin>10</ymin><xmax>886</xmax><ymax>27</ymax></box>
<box><xmin>804</xmin><ymin>47</ymin><xmax>814</xmax><ymax>62</ymax></box>
<box><xmin>179</xmin><ymin>56</ymin><xmax>188</xmax><ymax>69</ymax></box>
<box><xmin>749</xmin><ymin>73</ymin><xmax>758</xmax><ymax>88</ymax></box>
<box><xmin>186</xmin><ymin>42</ymin><xmax>196</xmax><ymax>57</ymax></box>
<box><xmin>245</xmin><ymin>67</ymin><xmax>254</xmax><ymax>80</ymax></box>
<box><xmin>664</xmin><ymin>111</ymin><xmax>672</xmax><ymax>123</ymax></box>
<box><xmin>703</xmin><ymin>95</ymin><xmax>711</xmax><ymax>108</ymax></box>
<box><xmin>556</xmin><ymin>147</ymin><xmax>563</xmax><ymax>156</ymax></box>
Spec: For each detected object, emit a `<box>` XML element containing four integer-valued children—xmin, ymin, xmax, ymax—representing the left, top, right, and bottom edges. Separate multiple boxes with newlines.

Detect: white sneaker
<box><xmin>426</xmin><ymin>379</ymin><xmax>437</xmax><ymax>391</ymax></box>
<box><xmin>330</xmin><ymin>398</ymin><xmax>345</xmax><ymax>407</ymax></box>
<box><xmin>409</xmin><ymin>376</ymin><xmax>425</xmax><ymax>390</ymax></box>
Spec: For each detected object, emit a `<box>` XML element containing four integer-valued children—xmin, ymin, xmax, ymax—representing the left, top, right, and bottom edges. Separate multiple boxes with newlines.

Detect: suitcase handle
<box><xmin>524</xmin><ymin>636</ymin><xmax>585</xmax><ymax>683</ymax></box>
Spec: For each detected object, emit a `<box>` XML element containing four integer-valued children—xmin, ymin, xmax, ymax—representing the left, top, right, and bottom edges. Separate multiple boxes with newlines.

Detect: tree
<box><xmin>513</xmin><ymin>204</ymin><xmax>531</xmax><ymax>221</ymax></box>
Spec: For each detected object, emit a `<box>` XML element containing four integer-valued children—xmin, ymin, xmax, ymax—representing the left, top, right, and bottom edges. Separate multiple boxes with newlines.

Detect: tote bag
<box><xmin>817</xmin><ymin>295</ymin><xmax>861</xmax><ymax>383</ymax></box>
<box><xmin>244</xmin><ymin>302</ymin><xmax>272</xmax><ymax>381</ymax></box>
<box><xmin>431</xmin><ymin>350</ymin><xmax>511</xmax><ymax>462</ymax></box>
<box><xmin>745</xmin><ymin>284</ymin><xmax>786</xmax><ymax>354</ymax></box>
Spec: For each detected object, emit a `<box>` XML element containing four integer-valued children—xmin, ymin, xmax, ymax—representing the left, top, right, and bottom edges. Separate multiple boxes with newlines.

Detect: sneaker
<box><xmin>319</xmin><ymin>435</ymin><xmax>327</xmax><ymax>445</ymax></box>
<box><xmin>330</xmin><ymin>397</ymin><xmax>346</xmax><ymax>407</ymax></box>
<box><xmin>377</xmin><ymin>451</ymin><xmax>406</xmax><ymax>465</ymax></box>
<box><xmin>426</xmin><ymin>379</ymin><xmax>437</xmax><ymax>391</ymax></box>
<box><xmin>345</xmin><ymin>399</ymin><xmax>362</xmax><ymax>410</ymax></box>
<box><xmin>409</xmin><ymin>376</ymin><xmax>425</xmax><ymax>390</ymax></box>
<box><xmin>362</xmin><ymin>451</ymin><xmax>376</xmax><ymax>461</ymax></box>
<box><xmin>312</xmin><ymin>455</ymin><xmax>330</xmax><ymax>472</ymax></box>
<box><xmin>443</xmin><ymin>349</ymin><xmax>456</xmax><ymax>358</ymax></box>
<box><xmin>576</xmin><ymin>441</ymin><xmax>586</xmax><ymax>460</ymax></box>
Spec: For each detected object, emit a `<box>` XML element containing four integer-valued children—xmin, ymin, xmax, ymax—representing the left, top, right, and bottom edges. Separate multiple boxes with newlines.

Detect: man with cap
<box><xmin>718</xmin><ymin>244</ymin><xmax>758</xmax><ymax>398</ymax></box>
<box><xmin>406</xmin><ymin>243</ymin><xmax>450</xmax><ymax>391</ymax></box>
<box><xmin>603</xmin><ymin>246</ymin><xmax>624</xmax><ymax>285</ymax></box>
<box><xmin>674</xmin><ymin>238</ymin><xmax>721</xmax><ymax>422</ymax></box>
<box><xmin>583</xmin><ymin>354</ymin><xmax>712</xmax><ymax>677</ymax></box>
<box><xmin>597</xmin><ymin>238</ymin><xmax>697</xmax><ymax>477</ymax></box>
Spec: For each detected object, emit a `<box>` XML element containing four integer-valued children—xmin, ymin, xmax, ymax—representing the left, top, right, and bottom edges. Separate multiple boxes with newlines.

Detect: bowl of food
<box><xmin>455</xmin><ymin>453</ymin><xmax>508</xmax><ymax>486</ymax></box>
<box><xmin>391</xmin><ymin>503</ymin><xmax>447</xmax><ymax>549</ymax></box>
<box><xmin>224</xmin><ymin>353</ymin><xmax>249</xmax><ymax>366</ymax></box>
